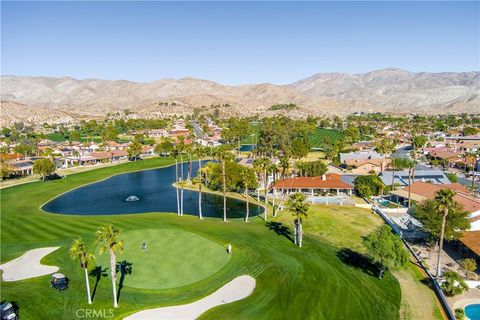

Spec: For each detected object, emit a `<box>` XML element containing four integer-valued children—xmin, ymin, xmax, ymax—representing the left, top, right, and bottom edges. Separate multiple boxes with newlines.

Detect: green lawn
<box><xmin>273</xmin><ymin>204</ymin><xmax>444</xmax><ymax>320</ymax></box>
<box><xmin>96</xmin><ymin>228</ymin><xmax>230</xmax><ymax>290</ymax></box>
<box><xmin>309</xmin><ymin>128</ymin><xmax>343</xmax><ymax>149</ymax></box>
<box><xmin>240</xmin><ymin>122</ymin><xmax>260</xmax><ymax>145</ymax></box>
<box><xmin>1</xmin><ymin>157</ymin><xmax>401</xmax><ymax>319</ymax></box>
<box><xmin>275</xmin><ymin>205</ymin><xmax>384</xmax><ymax>252</ymax></box>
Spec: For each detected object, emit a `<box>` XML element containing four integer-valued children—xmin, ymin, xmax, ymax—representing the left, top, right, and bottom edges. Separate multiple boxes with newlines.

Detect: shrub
<box><xmin>459</xmin><ymin>258</ymin><xmax>478</xmax><ymax>279</ymax></box>
<box><xmin>455</xmin><ymin>308</ymin><xmax>465</xmax><ymax>320</ymax></box>
<box><xmin>441</xmin><ymin>271</ymin><xmax>469</xmax><ymax>296</ymax></box>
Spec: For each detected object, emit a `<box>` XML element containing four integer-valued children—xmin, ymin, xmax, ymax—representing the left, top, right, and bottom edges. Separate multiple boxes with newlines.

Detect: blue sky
<box><xmin>1</xmin><ymin>1</ymin><xmax>479</xmax><ymax>84</ymax></box>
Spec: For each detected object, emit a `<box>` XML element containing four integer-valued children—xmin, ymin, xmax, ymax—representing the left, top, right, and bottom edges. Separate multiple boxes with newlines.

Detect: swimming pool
<box><xmin>465</xmin><ymin>304</ymin><xmax>480</xmax><ymax>320</ymax></box>
<box><xmin>378</xmin><ymin>199</ymin><xmax>390</xmax><ymax>207</ymax></box>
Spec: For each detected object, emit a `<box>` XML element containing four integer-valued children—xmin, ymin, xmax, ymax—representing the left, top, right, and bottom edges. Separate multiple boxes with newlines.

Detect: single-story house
<box><xmin>378</xmin><ymin>169</ymin><xmax>451</xmax><ymax>186</ymax></box>
<box><xmin>11</xmin><ymin>160</ymin><xmax>34</xmax><ymax>176</ymax></box>
<box><xmin>339</xmin><ymin>150</ymin><xmax>385</xmax><ymax>163</ymax></box>
<box><xmin>390</xmin><ymin>181</ymin><xmax>480</xmax><ymax>231</ymax></box>
<box><xmin>343</xmin><ymin>158</ymin><xmax>390</xmax><ymax>175</ymax></box>
<box><xmin>272</xmin><ymin>174</ymin><xmax>354</xmax><ymax>196</ymax></box>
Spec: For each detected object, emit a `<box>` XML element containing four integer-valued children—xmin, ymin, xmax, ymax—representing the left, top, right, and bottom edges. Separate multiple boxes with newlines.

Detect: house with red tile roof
<box><xmin>273</xmin><ymin>174</ymin><xmax>354</xmax><ymax>196</ymax></box>
<box><xmin>390</xmin><ymin>181</ymin><xmax>480</xmax><ymax>230</ymax></box>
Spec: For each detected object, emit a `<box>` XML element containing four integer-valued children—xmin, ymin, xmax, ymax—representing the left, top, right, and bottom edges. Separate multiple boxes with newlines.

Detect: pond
<box><xmin>42</xmin><ymin>161</ymin><xmax>264</xmax><ymax>218</ymax></box>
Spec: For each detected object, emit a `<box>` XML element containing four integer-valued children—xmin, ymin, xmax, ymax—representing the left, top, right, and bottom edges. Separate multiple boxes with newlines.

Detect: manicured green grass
<box><xmin>0</xmin><ymin>157</ymin><xmax>401</xmax><ymax>319</ymax></box>
<box><xmin>96</xmin><ymin>228</ymin><xmax>230</xmax><ymax>290</ymax></box>
<box><xmin>309</xmin><ymin>128</ymin><xmax>343</xmax><ymax>149</ymax></box>
<box><xmin>240</xmin><ymin>123</ymin><xmax>260</xmax><ymax>145</ymax></box>
<box><xmin>275</xmin><ymin>205</ymin><xmax>384</xmax><ymax>252</ymax></box>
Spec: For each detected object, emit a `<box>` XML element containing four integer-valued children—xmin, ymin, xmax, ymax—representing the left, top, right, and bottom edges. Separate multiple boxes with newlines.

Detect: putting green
<box><xmin>96</xmin><ymin>228</ymin><xmax>230</xmax><ymax>290</ymax></box>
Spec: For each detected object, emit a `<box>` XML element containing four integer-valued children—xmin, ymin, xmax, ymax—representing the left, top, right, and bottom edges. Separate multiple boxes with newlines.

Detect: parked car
<box><xmin>50</xmin><ymin>273</ymin><xmax>69</xmax><ymax>291</ymax></box>
<box><xmin>0</xmin><ymin>301</ymin><xmax>18</xmax><ymax>320</ymax></box>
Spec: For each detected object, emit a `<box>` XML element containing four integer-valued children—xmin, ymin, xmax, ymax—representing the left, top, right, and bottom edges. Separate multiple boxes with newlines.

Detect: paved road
<box><xmin>190</xmin><ymin>121</ymin><xmax>207</xmax><ymax>139</ymax></box>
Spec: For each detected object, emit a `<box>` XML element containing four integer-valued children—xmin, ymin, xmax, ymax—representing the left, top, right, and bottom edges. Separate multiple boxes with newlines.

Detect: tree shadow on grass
<box><xmin>116</xmin><ymin>260</ymin><xmax>133</xmax><ymax>302</ymax></box>
<box><xmin>336</xmin><ymin>248</ymin><xmax>381</xmax><ymax>277</ymax></box>
<box><xmin>89</xmin><ymin>266</ymin><xmax>108</xmax><ymax>301</ymax></box>
<box><xmin>266</xmin><ymin>221</ymin><xmax>294</xmax><ymax>243</ymax></box>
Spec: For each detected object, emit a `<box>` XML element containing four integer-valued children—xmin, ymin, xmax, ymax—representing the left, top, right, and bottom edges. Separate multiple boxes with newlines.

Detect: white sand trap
<box><xmin>124</xmin><ymin>275</ymin><xmax>256</xmax><ymax>320</ymax></box>
<box><xmin>0</xmin><ymin>247</ymin><xmax>60</xmax><ymax>281</ymax></box>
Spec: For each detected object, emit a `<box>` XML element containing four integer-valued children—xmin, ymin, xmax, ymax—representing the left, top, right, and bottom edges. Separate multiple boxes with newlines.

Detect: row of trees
<box><xmin>70</xmin><ymin>224</ymin><xmax>123</xmax><ymax>307</ymax></box>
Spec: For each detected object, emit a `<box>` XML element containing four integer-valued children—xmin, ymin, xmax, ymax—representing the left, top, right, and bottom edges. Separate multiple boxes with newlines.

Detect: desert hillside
<box><xmin>1</xmin><ymin>68</ymin><xmax>479</xmax><ymax>125</ymax></box>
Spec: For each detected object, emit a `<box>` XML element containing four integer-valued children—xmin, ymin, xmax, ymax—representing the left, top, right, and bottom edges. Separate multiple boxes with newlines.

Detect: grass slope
<box><xmin>274</xmin><ymin>204</ymin><xmax>444</xmax><ymax>320</ymax></box>
<box><xmin>1</xmin><ymin>157</ymin><xmax>401</xmax><ymax>319</ymax></box>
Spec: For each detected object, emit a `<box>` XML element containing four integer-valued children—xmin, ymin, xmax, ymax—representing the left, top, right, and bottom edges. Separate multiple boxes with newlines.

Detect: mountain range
<box><xmin>1</xmin><ymin>68</ymin><xmax>479</xmax><ymax>126</ymax></box>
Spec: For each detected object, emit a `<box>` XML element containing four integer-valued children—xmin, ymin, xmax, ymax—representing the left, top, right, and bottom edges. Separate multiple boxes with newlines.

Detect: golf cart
<box><xmin>0</xmin><ymin>301</ymin><xmax>18</xmax><ymax>320</ymax></box>
<box><xmin>50</xmin><ymin>273</ymin><xmax>69</xmax><ymax>291</ymax></box>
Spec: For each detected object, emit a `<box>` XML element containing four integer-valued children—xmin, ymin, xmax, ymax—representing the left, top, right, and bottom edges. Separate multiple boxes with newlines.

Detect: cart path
<box><xmin>124</xmin><ymin>275</ymin><xmax>256</xmax><ymax>320</ymax></box>
<box><xmin>0</xmin><ymin>247</ymin><xmax>60</xmax><ymax>281</ymax></box>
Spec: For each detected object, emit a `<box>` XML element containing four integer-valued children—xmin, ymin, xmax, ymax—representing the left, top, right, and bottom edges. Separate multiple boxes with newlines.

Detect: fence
<box><xmin>374</xmin><ymin>207</ymin><xmax>456</xmax><ymax>320</ymax></box>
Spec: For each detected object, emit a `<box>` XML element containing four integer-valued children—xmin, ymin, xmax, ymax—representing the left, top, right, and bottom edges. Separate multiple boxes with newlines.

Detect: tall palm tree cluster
<box><xmin>70</xmin><ymin>224</ymin><xmax>123</xmax><ymax>308</ymax></box>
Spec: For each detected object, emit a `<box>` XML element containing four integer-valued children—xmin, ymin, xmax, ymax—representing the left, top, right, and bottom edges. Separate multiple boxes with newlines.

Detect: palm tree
<box><xmin>177</xmin><ymin>139</ymin><xmax>186</xmax><ymax>215</ymax></box>
<box><xmin>434</xmin><ymin>189</ymin><xmax>456</xmax><ymax>278</ymax></box>
<box><xmin>171</xmin><ymin>147</ymin><xmax>180</xmax><ymax>216</ymax></box>
<box><xmin>177</xmin><ymin>179</ymin><xmax>187</xmax><ymax>216</ymax></box>
<box><xmin>468</xmin><ymin>151</ymin><xmax>478</xmax><ymax>192</ymax></box>
<box><xmin>253</xmin><ymin>158</ymin><xmax>263</xmax><ymax>202</ymax></box>
<box><xmin>389</xmin><ymin>157</ymin><xmax>409</xmax><ymax>191</ymax></box>
<box><xmin>185</xmin><ymin>142</ymin><xmax>193</xmax><ymax>181</ymax></box>
<box><xmin>286</xmin><ymin>192</ymin><xmax>309</xmax><ymax>248</ymax></box>
<box><xmin>241</xmin><ymin>168</ymin><xmax>251</xmax><ymax>222</ymax></box>
<box><xmin>214</xmin><ymin>145</ymin><xmax>232</xmax><ymax>222</ymax></box>
<box><xmin>96</xmin><ymin>224</ymin><xmax>123</xmax><ymax>308</ymax></box>
<box><xmin>260</xmin><ymin>157</ymin><xmax>271</xmax><ymax>221</ymax></box>
<box><xmin>279</xmin><ymin>156</ymin><xmax>290</xmax><ymax>179</ymax></box>
<box><xmin>70</xmin><ymin>238</ymin><xmax>95</xmax><ymax>304</ymax></box>
<box><xmin>195</xmin><ymin>145</ymin><xmax>207</xmax><ymax>219</ymax></box>
<box><xmin>407</xmin><ymin>159</ymin><xmax>417</xmax><ymax>208</ymax></box>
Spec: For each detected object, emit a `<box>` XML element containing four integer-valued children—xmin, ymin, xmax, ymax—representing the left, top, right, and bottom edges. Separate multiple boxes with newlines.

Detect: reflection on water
<box><xmin>42</xmin><ymin>161</ymin><xmax>263</xmax><ymax>218</ymax></box>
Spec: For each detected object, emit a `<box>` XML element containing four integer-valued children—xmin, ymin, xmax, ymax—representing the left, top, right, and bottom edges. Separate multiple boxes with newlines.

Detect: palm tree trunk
<box><xmin>175</xmin><ymin>159</ymin><xmax>180</xmax><ymax>215</ymax></box>
<box><xmin>180</xmin><ymin>154</ymin><xmax>184</xmax><ymax>180</ymax></box>
<box><xmin>435</xmin><ymin>208</ymin><xmax>448</xmax><ymax>279</ymax></box>
<box><xmin>272</xmin><ymin>191</ymin><xmax>276</xmax><ymax>215</ymax></box>
<box><xmin>436</xmin><ymin>209</ymin><xmax>448</xmax><ymax>278</ymax></box>
<box><xmin>391</xmin><ymin>163</ymin><xmax>395</xmax><ymax>192</ymax></box>
<box><xmin>245</xmin><ymin>187</ymin><xmax>249</xmax><ymax>222</ymax></box>
<box><xmin>198</xmin><ymin>158</ymin><xmax>203</xmax><ymax>219</ymax></box>
<box><xmin>110</xmin><ymin>250</ymin><xmax>118</xmax><ymax>308</ymax></box>
<box><xmin>84</xmin><ymin>267</ymin><xmax>92</xmax><ymax>304</ymax></box>
<box><xmin>408</xmin><ymin>166</ymin><xmax>414</xmax><ymax>208</ymax></box>
<box><xmin>180</xmin><ymin>185</ymin><xmax>184</xmax><ymax>216</ymax></box>
<box><xmin>298</xmin><ymin>219</ymin><xmax>303</xmax><ymax>248</ymax></box>
<box><xmin>187</xmin><ymin>153</ymin><xmax>192</xmax><ymax>181</ymax></box>
<box><xmin>472</xmin><ymin>171</ymin><xmax>476</xmax><ymax>193</ymax></box>
<box><xmin>293</xmin><ymin>219</ymin><xmax>298</xmax><ymax>245</ymax></box>
<box><xmin>264</xmin><ymin>170</ymin><xmax>268</xmax><ymax>222</ymax></box>
<box><xmin>222</xmin><ymin>160</ymin><xmax>227</xmax><ymax>222</ymax></box>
